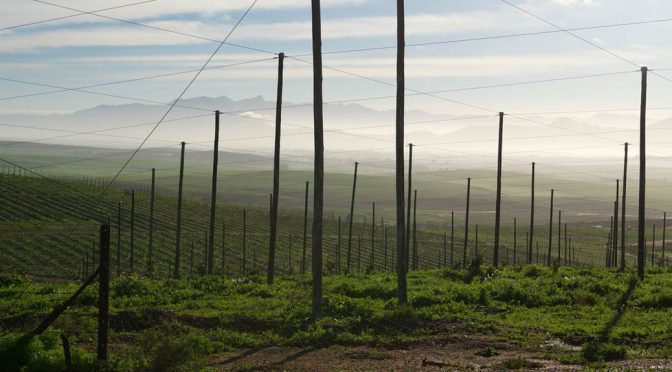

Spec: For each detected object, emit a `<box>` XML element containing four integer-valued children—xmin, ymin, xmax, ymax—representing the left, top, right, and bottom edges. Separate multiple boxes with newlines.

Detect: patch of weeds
<box><xmin>133</xmin><ymin>324</ymin><xmax>211</xmax><ymax>371</ymax></box>
<box><xmin>474</xmin><ymin>346</ymin><xmax>500</xmax><ymax>357</ymax></box>
<box><xmin>581</xmin><ymin>342</ymin><xmax>627</xmax><ymax>362</ymax></box>
<box><xmin>499</xmin><ymin>357</ymin><xmax>543</xmax><ymax>370</ymax></box>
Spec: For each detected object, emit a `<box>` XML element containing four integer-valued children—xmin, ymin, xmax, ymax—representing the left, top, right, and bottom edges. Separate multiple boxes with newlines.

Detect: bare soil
<box><xmin>203</xmin><ymin>334</ymin><xmax>580</xmax><ymax>371</ymax></box>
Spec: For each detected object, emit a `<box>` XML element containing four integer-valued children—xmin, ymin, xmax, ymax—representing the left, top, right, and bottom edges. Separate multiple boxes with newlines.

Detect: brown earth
<box><xmin>203</xmin><ymin>334</ymin><xmax>580</xmax><ymax>371</ymax></box>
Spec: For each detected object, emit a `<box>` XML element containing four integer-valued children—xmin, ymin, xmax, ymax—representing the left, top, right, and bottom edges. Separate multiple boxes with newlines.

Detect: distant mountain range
<box><xmin>1</xmin><ymin>95</ymin><xmax>667</xmax><ymax>169</ymax></box>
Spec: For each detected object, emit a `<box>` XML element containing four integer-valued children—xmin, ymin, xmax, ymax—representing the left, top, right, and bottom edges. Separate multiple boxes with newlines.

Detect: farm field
<box><xmin>2</xmin><ymin>266</ymin><xmax>672</xmax><ymax>370</ymax></box>
<box><xmin>5</xmin><ymin>0</ymin><xmax>672</xmax><ymax>370</ymax></box>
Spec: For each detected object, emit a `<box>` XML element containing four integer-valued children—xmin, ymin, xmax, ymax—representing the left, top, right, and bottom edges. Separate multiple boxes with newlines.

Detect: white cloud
<box><xmin>0</xmin><ymin>0</ymin><xmax>374</xmax><ymax>29</ymax></box>
<box><xmin>0</xmin><ymin>11</ymin><xmax>531</xmax><ymax>52</ymax></box>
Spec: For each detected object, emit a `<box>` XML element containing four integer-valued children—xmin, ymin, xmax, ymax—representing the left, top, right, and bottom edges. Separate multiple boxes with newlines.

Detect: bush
<box><xmin>135</xmin><ymin>325</ymin><xmax>210</xmax><ymax>371</ymax></box>
<box><xmin>581</xmin><ymin>342</ymin><xmax>627</xmax><ymax>362</ymax></box>
<box><xmin>0</xmin><ymin>273</ymin><xmax>27</xmax><ymax>288</ymax></box>
<box><xmin>112</xmin><ymin>274</ymin><xmax>155</xmax><ymax>298</ymax></box>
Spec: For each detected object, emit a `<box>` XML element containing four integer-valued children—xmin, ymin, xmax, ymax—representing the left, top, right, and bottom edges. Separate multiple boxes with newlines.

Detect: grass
<box><xmin>1</xmin><ymin>265</ymin><xmax>672</xmax><ymax>370</ymax></box>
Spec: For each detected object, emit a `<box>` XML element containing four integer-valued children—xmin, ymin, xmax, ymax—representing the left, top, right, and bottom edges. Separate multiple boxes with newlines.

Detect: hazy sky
<box><xmin>3</xmin><ymin>0</ymin><xmax>672</xmax><ymax>117</ymax></box>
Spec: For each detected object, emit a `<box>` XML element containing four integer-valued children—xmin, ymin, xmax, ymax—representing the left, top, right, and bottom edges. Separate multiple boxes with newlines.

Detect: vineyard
<box><xmin>0</xmin><ymin>170</ymin><xmax>649</xmax><ymax>280</ymax></box>
<box><xmin>5</xmin><ymin>0</ymin><xmax>672</xmax><ymax>370</ymax></box>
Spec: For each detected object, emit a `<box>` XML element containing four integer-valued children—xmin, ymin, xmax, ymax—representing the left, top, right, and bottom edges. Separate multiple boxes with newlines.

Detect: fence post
<box><xmin>302</xmin><ymin>181</ymin><xmax>309</xmax><ymax>275</ymax></box>
<box><xmin>463</xmin><ymin>178</ymin><xmax>471</xmax><ymax>268</ymax></box>
<box><xmin>620</xmin><ymin>143</ymin><xmax>628</xmax><ymax>272</ymax></box>
<box><xmin>130</xmin><ymin>189</ymin><xmax>135</xmax><ymax>273</ymax></box>
<box><xmin>494</xmin><ymin>112</ymin><xmax>504</xmax><ymax>266</ymax></box>
<box><xmin>347</xmin><ymin>162</ymin><xmax>358</xmax><ymax>273</ymax></box>
<box><xmin>638</xmin><ymin>66</ymin><xmax>648</xmax><ymax>280</ymax></box>
<box><xmin>371</xmin><ymin>202</ymin><xmax>375</xmax><ymax>270</ymax></box>
<box><xmin>529</xmin><ymin>162</ymin><xmax>535</xmax><ymax>263</ymax></box>
<box><xmin>406</xmin><ymin>144</ymin><xmax>413</xmax><ymax>272</ymax></box>
<box><xmin>613</xmin><ymin>179</ymin><xmax>619</xmax><ymax>268</ymax></box>
<box><xmin>209</xmin><ymin>111</ymin><xmax>221</xmax><ymax>276</ymax></box>
<box><xmin>412</xmin><ymin>189</ymin><xmax>418</xmax><ymax>270</ymax></box>
<box><xmin>97</xmin><ymin>224</ymin><xmax>110</xmax><ymax>362</ymax></box>
<box><xmin>395</xmin><ymin>0</ymin><xmax>407</xmax><ymax>305</ymax></box>
<box><xmin>148</xmin><ymin>168</ymin><xmax>155</xmax><ymax>276</ymax></box>
<box><xmin>174</xmin><ymin>141</ymin><xmax>186</xmax><ymax>279</ymax></box>
<box><xmin>116</xmin><ymin>202</ymin><xmax>121</xmax><ymax>276</ymax></box>
<box><xmin>547</xmin><ymin>189</ymin><xmax>554</xmax><ymax>266</ymax></box>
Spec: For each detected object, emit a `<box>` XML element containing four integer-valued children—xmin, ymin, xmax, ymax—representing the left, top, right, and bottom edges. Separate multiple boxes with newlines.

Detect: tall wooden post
<box><xmin>174</xmin><ymin>141</ymin><xmax>186</xmax><ymax>279</ymax></box>
<box><xmin>116</xmin><ymin>202</ymin><xmax>121</xmax><ymax>276</ymax></box>
<box><xmin>208</xmin><ymin>111</ymin><xmax>221</xmax><ymax>276</ymax></box>
<box><xmin>268</xmin><ymin>54</ymin><xmax>284</xmax><ymax>285</ymax></box>
<box><xmin>652</xmin><ymin>224</ymin><xmax>656</xmax><ymax>266</ymax></box>
<box><xmin>347</xmin><ymin>162</ymin><xmax>358</xmax><ymax>272</ymax></box>
<box><xmin>97</xmin><ymin>224</ymin><xmax>110</xmax><ymax>362</ymax></box>
<box><xmin>205</xmin><ymin>229</ymin><xmax>210</xmax><ymax>272</ymax></box>
<box><xmin>613</xmin><ymin>179</ymin><xmax>619</xmax><ymax>268</ymax></box>
<box><xmin>663</xmin><ymin>212</ymin><xmax>667</xmax><ymax>264</ymax></box>
<box><xmin>494</xmin><ymin>112</ymin><xmax>504</xmax><ymax>266</ymax></box>
<box><xmin>242</xmin><ymin>208</ymin><xmax>247</xmax><ymax>276</ymax></box>
<box><xmin>443</xmin><ymin>232</ymin><xmax>447</xmax><ymax>268</ymax></box>
<box><xmin>222</xmin><ymin>219</ymin><xmax>226</xmax><ymax>274</ymax></box>
<box><xmin>475</xmin><ymin>225</ymin><xmax>479</xmax><ymax>259</ymax></box>
<box><xmin>395</xmin><ymin>0</ymin><xmax>408</xmax><ymax>305</ymax></box>
<box><xmin>190</xmin><ymin>240</ymin><xmax>194</xmax><ymax>278</ymax></box>
<box><xmin>513</xmin><ymin>218</ymin><xmax>517</xmax><ymax>266</ymax></box>
<box><xmin>311</xmin><ymin>0</ymin><xmax>325</xmax><ymax>316</ymax></box>
<box><xmin>288</xmin><ymin>234</ymin><xmax>293</xmax><ymax>273</ymax></box>
<box><xmin>357</xmin><ymin>234</ymin><xmax>362</xmax><ymax>272</ymax></box>
<box><xmin>384</xmin><ymin>224</ymin><xmax>389</xmax><ymax>271</ymax></box>
<box><xmin>564</xmin><ymin>223</ymin><xmax>568</xmax><ymax>265</ymax></box>
<box><xmin>337</xmin><ymin>216</ymin><xmax>342</xmax><ymax>274</ymax></box>
<box><xmin>638</xmin><ymin>66</ymin><xmax>648</xmax><ymax>280</ymax></box>
<box><xmin>450</xmin><ymin>211</ymin><xmax>454</xmax><ymax>267</ymax></box>
<box><xmin>547</xmin><ymin>189</ymin><xmax>554</xmax><ymax>266</ymax></box>
<box><xmin>148</xmin><ymin>168</ymin><xmax>155</xmax><ymax>275</ymax></box>
<box><xmin>463</xmin><ymin>178</ymin><xmax>471</xmax><ymax>268</ymax></box>
<box><xmin>529</xmin><ymin>162</ymin><xmax>535</xmax><ymax>263</ymax></box>
<box><xmin>405</xmin><ymin>144</ymin><xmax>414</xmax><ymax>271</ymax></box>
<box><xmin>130</xmin><ymin>189</ymin><xmax>135</xmax><ymax>273</ymax></box>
<box><xmin>412</xmin><ymin>189</ymin><xmax>418</xmax><ymax>270</ymax></box>
<box><xmin>371</xmin><ymin>202</ymin><xmax>376</xmax><ymax>269</ymax></box>
<box><xmin>621</xmin><ymin>143</ymin><xmax>628</xmax><ymax>272</ymax></box>
<box><xmin>302</xmin><ymin>181</ymin><xmax>309</xmax><ymax>275</ymax></box>
<box><xmin>557</xmin><ymin>210</ymin><xmax>561</xmax><ymax>263</ymax></box>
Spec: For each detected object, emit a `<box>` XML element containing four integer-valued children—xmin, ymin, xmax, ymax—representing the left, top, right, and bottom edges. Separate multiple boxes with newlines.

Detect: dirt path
<box><xmin>203</xmin><ymin>334</ymin><xmax>580</xmax><ymax>371</ymax></box>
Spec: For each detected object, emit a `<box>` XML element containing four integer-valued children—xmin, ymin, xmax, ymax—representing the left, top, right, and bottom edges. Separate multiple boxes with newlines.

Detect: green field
<box><xmin>2</xmin><ymin>144</ymin><xmax>672</xmax><ymax>370</ymax></box>
<box><xmin>2</xmin><ymin>266</ymin><xmax>672</xmax><ymax>370</ymax></box>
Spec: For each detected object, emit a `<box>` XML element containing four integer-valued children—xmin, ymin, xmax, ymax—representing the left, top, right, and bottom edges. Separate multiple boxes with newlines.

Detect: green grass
<box><xmin>2</xmin><ymin>265</ymin><xmax>672</xmax><ymax>369</ymax></box>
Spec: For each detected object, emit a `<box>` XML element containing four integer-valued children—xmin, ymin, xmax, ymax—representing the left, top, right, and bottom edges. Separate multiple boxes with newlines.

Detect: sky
<box><xmin>3</xmin><ymin>0</ymin><xmax>672</xmax><ymax>117</ymax></box>
<box><xmin>7</xmin><ymin>0</ymin><xmax>672</xmax><ymax>217</ymax></box>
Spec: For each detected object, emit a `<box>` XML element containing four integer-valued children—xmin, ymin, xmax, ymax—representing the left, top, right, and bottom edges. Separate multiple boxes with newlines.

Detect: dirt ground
<box><xmin>203</xmin><ymin>334</ymin><xmax>579</xmax><ymax>371</ymax></box>
<box><xmin>203</xmin><ymin>333</ymin><xmax>672</xmax><ymax>371</ymax></box>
